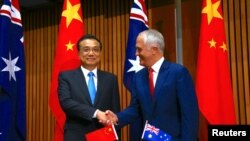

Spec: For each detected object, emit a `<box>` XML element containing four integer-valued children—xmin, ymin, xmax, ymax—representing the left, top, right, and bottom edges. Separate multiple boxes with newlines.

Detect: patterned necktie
<box><xmin>148</xmin><ymin>67</ymin><xmax>154</xmax><ymax>96</ymax></box>
<box><xmin>88</xmin><ymin>72</ymin><xmax>96</xmax><ymax>104</ymax></box>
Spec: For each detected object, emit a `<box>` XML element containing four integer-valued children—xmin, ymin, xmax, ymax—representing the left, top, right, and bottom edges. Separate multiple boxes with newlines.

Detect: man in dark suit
<box><xmin>106</xmin><ymin>29</ymin><xmax>199</xmax><ymax>141</ymax></box>
<box><xmin>58</xmin><ymin>34</ymin><xmax>120</xmax><ymax>141</ymax></box>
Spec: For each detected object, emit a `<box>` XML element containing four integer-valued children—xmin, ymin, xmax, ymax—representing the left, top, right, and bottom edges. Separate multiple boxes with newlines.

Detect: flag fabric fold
<box><xmin>196</xmin><ymin>0</ymin><xmax>236</xmax><ymax>124</ymax></box>
<box><xmin>85</xmin><ymin>125</ymin><xmax>118</xmax><ymax>141</ymax></box>
<box><xmin>141</xmin><ymin>121</ymin><xmax>172</xmax><ymax>141</ymax></box>
<box><xmin>0</xmin><ymin>0</ymin><xmax>26</xmax><ymax>140</ymax></box>
<box><xmin>49</xmin><ymin>0</ymin><xmax>85</xmax><ymax>140</ymax></box>
<box><xmin>123</xmin><ymin>0</ymin><xmax>148</xmax><ymax>140</ymax></box>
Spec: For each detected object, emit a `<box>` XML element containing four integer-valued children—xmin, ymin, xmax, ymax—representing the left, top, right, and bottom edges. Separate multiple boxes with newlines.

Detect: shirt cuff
<box><xmin>93</xmin><ymin>109</ymin><xmax>99</xmax><ymax>118</ymax></box>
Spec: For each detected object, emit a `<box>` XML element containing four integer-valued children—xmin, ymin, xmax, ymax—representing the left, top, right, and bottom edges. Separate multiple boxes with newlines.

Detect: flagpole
<box><xmin>175</xmin><ymin>0</ymin><xmax>183</xmax><ymax>65</ymax></box>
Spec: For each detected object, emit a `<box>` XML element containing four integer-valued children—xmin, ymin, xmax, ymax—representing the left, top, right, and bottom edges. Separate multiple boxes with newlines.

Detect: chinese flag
<box><xmin>85</xmin><ymin>125</ymin><xmax>118</xmax><ymax>141</ymax></box>
<box><xmin>49</xmin><ymin>0</ymin><xmax>85</xmax><ymax>141</ymax></box>
<box><xmin>196</xmin><ymin>0</ymin><xmax>236</xmax><ymax>125</ymax></box>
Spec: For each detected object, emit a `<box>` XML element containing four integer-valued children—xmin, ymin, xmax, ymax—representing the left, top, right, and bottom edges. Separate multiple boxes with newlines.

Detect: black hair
<box><xmin>77</xmin><ymin>34</ymin><xmax>102</xmax><ymax>51</ymax></box>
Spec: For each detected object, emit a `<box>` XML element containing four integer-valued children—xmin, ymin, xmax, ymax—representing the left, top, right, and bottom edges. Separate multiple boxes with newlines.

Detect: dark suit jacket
<box><xmin>58</xmin><ymin>68</ymin><xmax>120</xmax><ymax>141</ymax></box>
<box><xmin>117</xmin><ymin>60</ymin><xmax>199</xmax><ymax>141</ymax></box>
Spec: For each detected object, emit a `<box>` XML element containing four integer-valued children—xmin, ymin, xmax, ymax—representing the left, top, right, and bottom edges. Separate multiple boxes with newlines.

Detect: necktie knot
<box><xmin>148</xmin><ymin>67</ymin><xmax>154</xmax><ymax>73</ymax></box>
<box><xmin>88</xmin><ymin>71</ymin><xmax>94</xmax><ymax>77</ymax></box>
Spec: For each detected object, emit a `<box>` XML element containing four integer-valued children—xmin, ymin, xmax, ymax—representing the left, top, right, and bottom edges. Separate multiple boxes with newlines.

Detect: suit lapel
<box><xmin>152</xmin><ymin>61</ymin><xmax>170</xmax><ymax>110</ymax></box>
<box><xmin>138</xmin><ymin>69</ymin><xmax>154</xmax><ymax>115</ymax></box>
<box><xmin>154</xmin><ymin>61</ymin><xmax>170</xmax><ymax>98</ymax></box>
<box><xmin>94</xmin><ymin>70</ymin><xmax>104</xmax><ymax>106</ymax></box>
<box><xmin>141</xmin><ymin>69</ymin><xmax>152</xmax><ymax>100</ymax></box>
<box><xmin>76</xmin><ymin>68</ymin><xmax>92</xmax><ymax>105</ymax></box>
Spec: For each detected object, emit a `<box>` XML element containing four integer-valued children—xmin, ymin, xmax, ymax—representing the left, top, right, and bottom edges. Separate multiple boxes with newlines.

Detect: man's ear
<box><xmin>151</xmin><ymin>46</ymin><xmax>159</xmax><ymax>54</ymax></box>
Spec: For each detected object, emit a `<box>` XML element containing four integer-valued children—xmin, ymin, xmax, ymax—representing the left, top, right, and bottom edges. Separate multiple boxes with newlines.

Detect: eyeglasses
<box><xmin>79</xmin><ymin>47</ymin><xmax>100</xmax><ymax>54</ymax></box>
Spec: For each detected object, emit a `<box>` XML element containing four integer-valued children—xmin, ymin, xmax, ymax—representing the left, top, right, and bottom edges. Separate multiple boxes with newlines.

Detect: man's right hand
<box><xmin>96</xmin><ymin>109</ymin><xmax>118</xmax><ymax>126</ymax></box>
<box><xmin>105</xmin><ymin>110</ymin><xmax>118</xmax><ymax>125</ymax></box>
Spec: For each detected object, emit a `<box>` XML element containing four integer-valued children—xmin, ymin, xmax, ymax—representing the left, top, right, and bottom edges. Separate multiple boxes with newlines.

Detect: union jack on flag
<box><xmin>142</xmin><ymin>122</ymin><xmax>172</xmax><ymax>141</ymax></box>
<box><xmin>145</xmin><ymin>123</ymin><xmax>160</xmax><ymax>135</ymax></box>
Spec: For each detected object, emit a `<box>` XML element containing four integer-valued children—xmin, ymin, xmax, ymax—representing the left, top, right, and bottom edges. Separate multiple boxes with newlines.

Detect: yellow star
<box><xmin>220</xmin><ymin>42</ymin><xmax>227</xmax><ymax>52</ymax></box>
<box><xmin>104</xmin><ymin>128</ymin><xmax>112</xmax><ymax>135</ymax></box>
<box><xmin>208</xmin><ymin>38</ymin><xmax>217</xmax><ymax>48</ymax></box>
<box><xmin>62</xmin><ymin>0</ymin><xmax>82</xmax><ymax>28</ymax></box>
<box><xmin>202</xmin><ymin>0</ymin><xmax>223</xmax><ymax>24</ymax></box>
<box><xmin>66</xmin><ymin>41</ymin><xmax>75</xmax><ymax>51</ymax></box>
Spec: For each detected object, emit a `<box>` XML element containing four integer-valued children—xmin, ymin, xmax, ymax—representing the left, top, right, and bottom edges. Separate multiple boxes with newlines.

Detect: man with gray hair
<box><xmin>105</xmin><ymin>29</ymin><xmax>199</xmax><ymax>141</ymax></box>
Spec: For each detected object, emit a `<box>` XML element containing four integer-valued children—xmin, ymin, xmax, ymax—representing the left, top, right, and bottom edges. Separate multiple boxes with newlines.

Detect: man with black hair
<box><xmin>58</xmin><ymin>34</ymin><xmax>120</xmax><ymax>141</ymax></box>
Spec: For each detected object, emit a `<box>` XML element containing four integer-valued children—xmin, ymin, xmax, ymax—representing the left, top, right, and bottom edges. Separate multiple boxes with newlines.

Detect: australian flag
<box><xmin>0</xmin><ymin>0</ymin><xmax>26</xmax><ymax>141</ymax></box>
<box><xmin>142</xmin><ymin>122</ymin><xmax>172</xmax><ymax>141</ymax></box>
<box><xmin>123</xmin><ymin>0</ymin><xmax>148</xmax><ymax>91</ymax></box>
<box><xmin>123</xmin><ymin>0</ymin><xmax>148</xmax><ymax>141</ymax></box>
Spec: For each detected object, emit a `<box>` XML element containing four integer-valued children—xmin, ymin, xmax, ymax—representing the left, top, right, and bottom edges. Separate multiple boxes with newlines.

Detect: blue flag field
<box><xmin>123</xmin><ymin>0</ymin><xmax>148</xmax><ymax>140</ymax></box>
<box><xmin>0</xmin><ymin>0</ymin><xmax>26</xmax><ymax>141</ymax></box>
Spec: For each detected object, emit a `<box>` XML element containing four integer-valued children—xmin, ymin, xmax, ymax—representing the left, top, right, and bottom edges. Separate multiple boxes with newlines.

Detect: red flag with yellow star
<box><xmin>196</xmin><ymin>0</ymin><xmax>236</xmax><ymax>124</ymax></box>
<box><xmin>49</xmin><ymin>0</ymin><xmax>85</xmax><ymax>140</ymax></box>
<box><xmin>85</xmin><ymin>125</ymin><xmax>118</xmax><ymax>141</ymax></box>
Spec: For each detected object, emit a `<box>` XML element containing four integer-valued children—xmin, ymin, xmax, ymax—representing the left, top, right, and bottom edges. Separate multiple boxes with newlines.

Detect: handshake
<box><xmin>96</xmin><ymin>110</ymin><xmax>118</xmax><ymax>126</ymax></box>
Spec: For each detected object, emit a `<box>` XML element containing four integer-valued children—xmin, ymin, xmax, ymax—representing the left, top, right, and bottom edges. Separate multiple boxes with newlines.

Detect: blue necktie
<box><xmin>88</xmin><ymin>72</ymin><xmax>96</xmax><ymax>104</ymax></box>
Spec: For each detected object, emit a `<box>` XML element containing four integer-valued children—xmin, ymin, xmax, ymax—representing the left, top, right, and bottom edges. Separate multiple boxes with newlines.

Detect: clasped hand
<box><xmin>96</xmin><ymin>110</ymin><xmax>118</xmax><ymax>126</ymax></box>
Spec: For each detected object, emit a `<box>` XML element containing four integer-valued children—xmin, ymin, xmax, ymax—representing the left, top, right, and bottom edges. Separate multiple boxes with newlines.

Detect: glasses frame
<box><xmin>79</xmin><ymin>47</ymin><xmax>101</xmax><ymax>54</ymax></box>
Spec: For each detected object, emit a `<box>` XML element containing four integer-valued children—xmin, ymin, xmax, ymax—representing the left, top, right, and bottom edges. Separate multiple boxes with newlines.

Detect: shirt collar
<box><xmin>151</xmin><ymin>57</ymin><xmax>164</xmax><ymax>73</ymax></box>
<box><xmin>81</xmin><ymin>66</ymin><xmax>97</xmax><ymax>77</ymax></box>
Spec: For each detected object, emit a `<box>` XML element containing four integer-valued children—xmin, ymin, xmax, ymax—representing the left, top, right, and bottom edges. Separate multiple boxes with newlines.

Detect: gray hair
<box><xmin>139</xmin><ymin>29</ymin><xmax>165</xmax><ymax>52</ymax></box>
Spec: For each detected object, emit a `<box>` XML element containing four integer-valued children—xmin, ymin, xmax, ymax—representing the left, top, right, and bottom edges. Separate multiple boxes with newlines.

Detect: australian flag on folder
<box><xmin>0</xmin><ymin>0</ymin><xmax>26</xmax><ymax>141</ymax></box>
<box><xmin>142</xmin><ymin>122</ymin><xmax>172</xmax><ymax>141</ymax></box>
